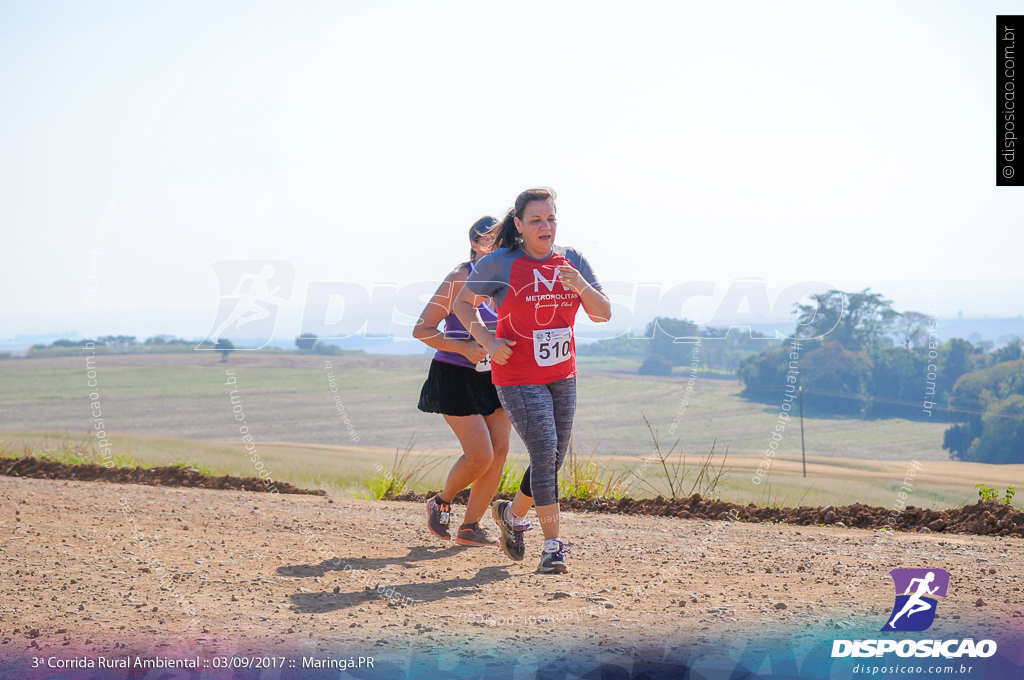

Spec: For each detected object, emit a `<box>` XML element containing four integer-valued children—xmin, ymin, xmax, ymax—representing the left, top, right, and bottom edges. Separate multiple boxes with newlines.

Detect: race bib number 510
<box><xmin>533</xmin><ymin>327</ymin><xmax>572</xmax><ymax>367</ymax></box>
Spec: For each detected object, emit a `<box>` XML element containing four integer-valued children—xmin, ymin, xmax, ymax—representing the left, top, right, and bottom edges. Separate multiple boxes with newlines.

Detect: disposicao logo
<box><xmin>199</xmin><ymin>260</ymin><xmax>295</xmax><ymax>350</ymax></box>
<box><xmin>831</xmin><ymin>568</ymin><xmax>998</xmax><ymax>659</ymax></box>
<box><xmin>882</xmin><ymin>568</ymin><xmax>948</xmax><ymax>632</ymax></box>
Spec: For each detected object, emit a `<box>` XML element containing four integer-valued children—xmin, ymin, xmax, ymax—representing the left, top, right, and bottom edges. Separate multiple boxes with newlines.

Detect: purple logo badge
<box><xmin>882</xmin><ymin>568</ymin><xmax>950</xmax><ymax>632</ymax></box>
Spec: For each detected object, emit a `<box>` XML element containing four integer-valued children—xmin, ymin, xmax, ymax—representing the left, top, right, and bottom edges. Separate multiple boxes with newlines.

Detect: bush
<box><xmin>558</xmin><ymin>439</ymin><xmax>629</xmax><ymax>500</ymax></box>
<box><xmin>945</xmin><ymin>360</ymin><xmax>1024</xmax><ymax>463</ymax></box>
<box><xmin>868</xmin><ymin>346</ymin><xmax>930</xmax><ymax>418</ymax></box>
<box><xmin>312</xmin><ymin>341</ymin><xmax>345</xmax><ymax>356</ymax></box>
<box><xmin>296</xmin><ymin>333</ymin><xmax>318</xmax><ymax>350</ymax></box>
<box><xmin>638</xmin><ymin>354</ymin><xmax>673</xmax><ymax>376</ymax></box>
<box><xmin>214</xmin><ymin>338</ymin><xmax>235</xmax><ymax>362</ymax></box>
<box><xmin>648</xmin><ymin>317</ymin><xmax>699</xmax><ymax>366</ymax></box>
<box><xmin>964</xmin><ymin>395</ymin><xmax>1024</xmax><ymax>464</ymax></box>
<box><xmin>738</xmin><ymin>346</ymin><xmax>791</xmax><ymax>395</ymax></box>
<box><xmin>800</xmin><ymin>341</ymin><xmax>873</xmax><ymax>414</ymax></box>
<box><xmin>354</xmin><ymin>435</ymin><xmax>443</xmax><ymax>499</ymax></box>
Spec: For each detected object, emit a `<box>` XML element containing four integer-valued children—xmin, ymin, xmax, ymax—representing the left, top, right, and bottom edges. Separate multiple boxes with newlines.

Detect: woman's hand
<box><xmin>556</xmin><ymin>264</ymin><xmax>586</xmax><ymax>294</ymax></box>
<box><xmin>460</xmin><ymin>340</ymin><xmax>489</xmax><ymax>364</ymax></box>
<box><xmin>560</xmin><ymin>263</ymin><xmax>611</xmax><ymax>322</ymax></box>
<box><xmin>485</xmin><ymin>336</ymin><xmax>516</xmax><ymax>365</ymax></box>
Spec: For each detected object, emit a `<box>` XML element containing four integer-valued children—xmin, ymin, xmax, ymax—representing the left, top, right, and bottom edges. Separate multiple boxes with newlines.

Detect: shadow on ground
<box><xmin>286</xmin><ymin>564</ymin><xmax>515</xmax><ymax>613</ymax></box>
<box><xmin>276</xmin><ymin>544</ymin><xmax>463</xmax><ymax>578</ymax></box>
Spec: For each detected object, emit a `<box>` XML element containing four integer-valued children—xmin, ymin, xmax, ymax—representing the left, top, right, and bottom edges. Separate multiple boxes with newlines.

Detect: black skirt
<box><xmin>417</xmin><ymin>359</ymin><xmax>503</xmax><ymax>417</ymax></box>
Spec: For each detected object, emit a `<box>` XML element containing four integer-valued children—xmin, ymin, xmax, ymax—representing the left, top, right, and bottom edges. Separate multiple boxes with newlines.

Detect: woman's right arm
<box><xmin>412</xmin><ymin>269</ymin><xmax>487</xmax><ymax>362</ymax></box>
<box><xmin>453</xmin><ymin>285</ymin><xmax>515</xmax><ymax>365</ymax></box>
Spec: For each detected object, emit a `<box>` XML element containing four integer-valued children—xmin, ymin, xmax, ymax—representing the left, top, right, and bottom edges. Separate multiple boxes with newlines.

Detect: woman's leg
<box><xmin>495</xmin><ymin>384</ymin><xmax>560</xmax><ymax>538</ymax></box>
<box><xmin>548</xmin><ymin>377</ymin><xmax>577</xmax><ymax>479</ymax></box>
<box><xmin>534</xmin><ymin>377</ymin><xmax>577</xmax><ymax>540</ymax></box>
<box><xmin>508</xmin><ymin>378</ymin><xmax>576</xmax><ymax>527</ymax></box>
<box><xmin>438</xmin><ymin>414</ymin><xmax>494</xmax><ymax>504</ymax></box>
<box><xmin>510</xmin><ymin>478</ymin><xmax>534</xmax><ymax>518</ymax></box>
<box><xmin>461</xmin><ymin>408</ymin><xmax>511</xmax><ymax>524</ymax></box>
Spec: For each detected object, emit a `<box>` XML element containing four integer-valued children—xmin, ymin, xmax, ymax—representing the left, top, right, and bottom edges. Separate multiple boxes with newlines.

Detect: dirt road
<box><xmin>2</xmin><ymin>476</ymin><xmax>1022</xmax><ymax>673</ymax></box>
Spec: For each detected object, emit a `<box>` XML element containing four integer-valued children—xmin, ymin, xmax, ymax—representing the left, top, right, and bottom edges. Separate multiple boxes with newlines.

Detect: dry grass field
<box><xmin>1</xmin><ymin>351</ymin><xmax>1017</xmax><ymax>509</ymax></box>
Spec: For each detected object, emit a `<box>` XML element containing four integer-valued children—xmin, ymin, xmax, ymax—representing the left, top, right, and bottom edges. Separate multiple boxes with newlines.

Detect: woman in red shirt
<box><xmin>454</xmin><ymin>188</ymin><xmax>611</xmax><ymax>573</ymax></box>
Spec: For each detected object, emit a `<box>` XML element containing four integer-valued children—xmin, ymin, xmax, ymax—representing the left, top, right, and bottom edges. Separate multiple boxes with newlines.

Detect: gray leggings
<box><xmin>494</xmin><ymin>377</ymin><xmax>577</xmax><ymax>507</ymax></box>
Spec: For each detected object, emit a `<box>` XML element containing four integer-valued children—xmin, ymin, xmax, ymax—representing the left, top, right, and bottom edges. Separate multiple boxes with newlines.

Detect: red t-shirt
<box><xmin>465</xmin><ymin>245</ymin><xmax>602</xmax><ymax>386</ymax></box>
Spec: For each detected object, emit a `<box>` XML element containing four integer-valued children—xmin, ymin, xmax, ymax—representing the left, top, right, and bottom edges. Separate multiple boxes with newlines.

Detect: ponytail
<box><xmin>492</xmin><ymin>208</ymin><xmax>520</xmax><ymax>252</ymax></box>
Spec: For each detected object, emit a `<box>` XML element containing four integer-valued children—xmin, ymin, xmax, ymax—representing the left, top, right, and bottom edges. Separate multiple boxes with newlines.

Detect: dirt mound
<box><xmin>564</xmin><ymin>494</ymin><xmax>1024</xmax><ymax>538</ymax></box>
<box><xmin>3</xmin><ymin>457</ymin><xmax>1018</xmax><ymax>536</ymax></box>
<box><xmin>0</xmin><ymin>457</ymin><xmax>325</xmax><ymax>495</ymax></box>
<box><xmin>404</xmin><ymin>490</ymin><xmax>1024</xmax><ymax>538</ymax></box>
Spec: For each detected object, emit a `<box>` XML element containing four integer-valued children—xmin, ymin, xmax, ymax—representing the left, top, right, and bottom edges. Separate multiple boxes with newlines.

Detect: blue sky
<box><xmin>2</xmin><ymin>1</ymin><xmax>1022</xmax><ymax>342</ymax></box>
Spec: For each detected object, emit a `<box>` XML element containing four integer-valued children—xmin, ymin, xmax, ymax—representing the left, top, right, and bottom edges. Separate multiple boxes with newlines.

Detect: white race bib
<box><xmin>475</xmin><ymin>354</ymin><xmax>492</xmax><ymax>372</ymax></box>
<box><xmin>532</xmin><ymin>327</ymin><xmax>573</xmax><ymax>367</ymax></box>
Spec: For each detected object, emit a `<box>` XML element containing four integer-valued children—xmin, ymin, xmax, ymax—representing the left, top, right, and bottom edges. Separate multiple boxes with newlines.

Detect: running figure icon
<box><xmin>887</xmin><ymin>571</ymin><xmax>938</xmax><ymax>628</ymax></box>
<box><xmin>200</xmin><ymin>260</ymin><xmax>295</xmax><ymax>351</ymax></box>
<box><xmin>881</xmin><ymin>568</ymin><xmax>949</xmax><ymax>632</ymax></box>
<box><xmin>212</xmin><ymin>264</ymin><xmax>288</xmax><ymax>338</ymax></box>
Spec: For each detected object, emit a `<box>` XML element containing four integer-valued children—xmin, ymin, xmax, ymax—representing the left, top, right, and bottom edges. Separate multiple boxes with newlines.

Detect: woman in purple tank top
<box><xmin>413</xmin><ymin>216</ymin><xmax>512</xmax><ymax>547</ymax></box>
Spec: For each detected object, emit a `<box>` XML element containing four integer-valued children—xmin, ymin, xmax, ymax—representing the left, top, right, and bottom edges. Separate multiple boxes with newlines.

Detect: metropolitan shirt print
<box><xmin>464</xmin><ymin>245</ymin><xmax>603</xmax><ymax>386</ymax></box>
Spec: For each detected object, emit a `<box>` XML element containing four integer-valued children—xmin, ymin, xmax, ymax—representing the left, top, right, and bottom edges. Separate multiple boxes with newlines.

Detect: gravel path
<box><xmin>2</xmin><ymin>476</ymin><xmax>1022</xmax><ymax>669</ymax></box>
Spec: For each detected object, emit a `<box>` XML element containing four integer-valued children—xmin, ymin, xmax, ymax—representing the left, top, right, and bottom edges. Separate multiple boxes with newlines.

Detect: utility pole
<box><xmin>799</xmin><ymin>386</ymin><xmax>806</xmax><ymax>478</ymax></box>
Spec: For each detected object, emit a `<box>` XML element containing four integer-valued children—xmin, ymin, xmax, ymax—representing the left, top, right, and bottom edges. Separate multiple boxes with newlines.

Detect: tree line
<box><xmin>736</xmin><ymin>289</ymin><xmax>1023</xmax><ymax>465</ymax></box>
<box><xmin>23</xmin><ymin>333</ymin><xmax>356</xmax><ymax>360</ymax></box>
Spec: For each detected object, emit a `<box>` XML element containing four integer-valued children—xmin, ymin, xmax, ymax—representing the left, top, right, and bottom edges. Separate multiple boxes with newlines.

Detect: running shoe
<box><xmin>455</xmin><ymin>522</ymin><xmax>498</xmax><ymax>547</ymax></box>
<box><xmin>538</xmin><ymin>538</ymin><xmax>570</xmax><ymax>574</ymax></box>
<box><xmin>426</xmin><ymin>494</ymin><xmax>452</xmax><ymax>540</ymax></box>
<box><xmin>491</xmin><ymin>499</ymin><xmax>530</xmax><ymax>561</ymax></box>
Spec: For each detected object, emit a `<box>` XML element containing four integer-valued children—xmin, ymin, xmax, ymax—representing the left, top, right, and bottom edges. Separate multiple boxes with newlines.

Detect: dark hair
<box><xmin>493</xmin><ymin>187</ymin><xmax>557</xmax><ymax>251</ymax></box>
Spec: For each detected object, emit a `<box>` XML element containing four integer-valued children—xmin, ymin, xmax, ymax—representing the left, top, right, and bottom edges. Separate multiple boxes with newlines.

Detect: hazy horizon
<box><xmin>5</xmin><ymin>303</ymin><xmax>1023</xmax><ymax>354</ymax></box>
<box><xmin>3</xmin><ymin>2</ymin><xmax>1021</xmax><ymax>343</ymax></box>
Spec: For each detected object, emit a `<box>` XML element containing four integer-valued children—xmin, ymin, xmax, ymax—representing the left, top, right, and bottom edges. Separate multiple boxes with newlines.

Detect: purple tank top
<box><xmin>434</xmin><ymin>261</ymin><xmax>499</xmax><ymax>369</ymax></box>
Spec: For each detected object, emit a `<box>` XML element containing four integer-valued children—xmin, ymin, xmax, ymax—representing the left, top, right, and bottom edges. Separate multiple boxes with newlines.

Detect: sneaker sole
<box><xmin>426</xmin><ymin>498</ymin><xmax>451</xmax><ymax>541</ymax></box>
<box><xmin>537</xmin><ymin>563</ymin><xmax>569</xmax><ymax>574</ymax></box>
<box><xmin>454</xmin><ymin>536</ymin><xmax>498</xmax><ymax>547</ymax></box>
<box><xmin>491</xmin><ymin>500</ymin><xmax>524</xmax><ymax>562</ymax></box>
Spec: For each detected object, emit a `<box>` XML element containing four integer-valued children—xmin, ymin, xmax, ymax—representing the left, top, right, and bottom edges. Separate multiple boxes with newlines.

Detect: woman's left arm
<box><xmin>556</xmin><ymin>264</ymin><xmax>611</xmax><ymax>323</ymax></box>
<box><xmin>579</xmin><ymin>283</ymin><xmax>611</xmax><ymax>323</ymax></box>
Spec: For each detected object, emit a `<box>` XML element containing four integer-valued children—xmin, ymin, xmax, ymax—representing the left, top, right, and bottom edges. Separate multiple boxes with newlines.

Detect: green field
<box><xmin>3</xmin><ymin>351</ymin><xmax>1018</xmax><ymax>509</ymax></box>
<box><xmin>0</xmin><ymin>352</ymin><xmax>952</xmax><ymax>459</ymax></box>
